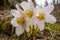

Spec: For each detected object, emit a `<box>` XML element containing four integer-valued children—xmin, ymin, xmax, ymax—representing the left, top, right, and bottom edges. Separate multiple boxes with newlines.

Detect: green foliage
<box><xmin>45</xmin><ymin>23</ymin><xmax>60</xmax><ymax>32</ymax></box>
<box><xmin>0</xmin><ymin>13</ymin><xmax>60</xmax><ymax>40</ymax></box>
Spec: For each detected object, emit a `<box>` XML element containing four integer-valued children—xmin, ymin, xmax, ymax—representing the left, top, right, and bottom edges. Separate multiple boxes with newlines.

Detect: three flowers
<box><xmin>11</xmin><ymin>0</ymin><xmax>56</xmax><ymax>36</ymax></box>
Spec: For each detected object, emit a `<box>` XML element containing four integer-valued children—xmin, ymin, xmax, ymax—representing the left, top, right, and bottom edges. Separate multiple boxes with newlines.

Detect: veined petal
<box><xmin>16</xmin><ymin>26</ymin><xmax>24</xmax><ymax>36</ymax></box>
<box><xmin>20</xmin><ymin>2</ymin><xmax>30</xmax><ymax>10</ymax></box>
<box><xmin>11</xmin><ymin>10</ymin><xmax>22</xmax><ymax>17</ymax></box>
<box><xmin>15</xmin><ymin>4</ymin><xmax>23</xmax><ymax>13</ymax></box>
<box><xmin>25</xmin><ymin>17</ymin><xmax>34</xmax><ymax>32</ymax></box>
<box><xmin>45</xmin><ymin>14</ymin><xmax>56</xmax><ymax>24</ymax></box>
<box><xmin>42</xmin><ymin>4</ymin><xmax>54</xmax><ymax>14</ymax></box>
<box><xmin>28</xmin><ymin>0</ymin><xmax>34</xmax><ymax>11</ymax></box>
<box><xmin>34</xmin><ymin>6</ymin><xmax>43</xmax><ymax>16</ymax></box>
<box><xmin>25</xmin><ymin>24</ymin><xmax>30</xmax><ymax>32</ymax></box>
<box><xmin>37</xmin><ymin>21</ymin><xmax>45</xmax><ymax>31</ymax></box>
<box><xmin>29</xmin><ymin>16</ymin><xmax>38</xmax><ymax>26</ymax></box>
<box><xmin>47</xmin><ymin>0</ymin><xmax>53</xmax><ymax>5</ymax></box>
<box><xmin>25</xmin><ymin>17</ymin><xmax>33</xmax><ymax>30</ymax></box>
<box><xmin>26</xmin><ymin>16</ymin><xmax>38</xmax><ymax>29</ymax></box>
<box><xmin>11</xmin><ymin>18</ymin><xmax>19</xmax><ymax>27</ymax></box>
<box><xmin>15</xmin><ymin>4</ymin><xmax>24</xmax><ymax>17</ymax></box>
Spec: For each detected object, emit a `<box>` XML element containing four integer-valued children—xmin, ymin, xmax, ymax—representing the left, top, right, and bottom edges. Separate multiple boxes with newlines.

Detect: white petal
<box><xmin>25</xmin><ymin>18</ymin><xmax>30</xmax><ymax>31</ymax></box>
<box><xmin>28</xmin><ymin>0</ymin><xmax>32</xmax><ymax>2</ymax></box>
<box><xmin>29</xmin><ymin>16</ymin><xmax>38</xmax><ymax>26</ymax></box>
<box><xmin>45</xmin><ymin>14</ymin><xmax>56</xmax><ymax>24</ymax></box>
<box><xmin>35</xmin><ymin>0</ymin><xmax>46</xmax><ymax>7</ymax></box>
<box><xmin>47</xmin><ymin>0</ymin><xmax>53</xmax><ymax>5</ymax></box>
<box><xmin>28</xmin><ymin>0</ymin><xmax>34</xmax><ymax>11</ymax></box>
<box><xmin>15</xmin><ymin>4</ymin><xmax>24</xmax><ymax>17</ymax></box>
<box><xmin>37</xmin><ymin>21</ymin><xmax>45</xmax><ymax>31</ymax></box>
<box><xmin>16</xmin><ymin>26</ymin><xmax>24</xmax><ymax>36</ymax></box>
<box><xmin>25</xmin><ymin>24</ymin><xmax>30</xmax><ymax>32</ymax></box>
<box><xmin>11</xmin><ymin>10</ymin><xmax>21</xmax><ymax>17</ymax></box>
<box><xmin>15</xmin><ymin>4</ymin><xmax>23</xmax><ymax>13</ymax></box>
<box><xmin>25</xmin><ymin>16</ymin><xmax>38</xmax><ymax>32</ymax></box>
<box><xmin>34</xmin><ymin>6</ymin><xmax>43</xmax><ymax>16</ymax></box>
<box><xmin>11</xmin><ymin>18</ymin><xmax>19</xmax><ymax>27</ymax></box>
<box><xmin>20</xmin><ymin>2</ymin><xmax>30</xmax><ymax>10</ymax></box>
<box><xmin>42</xmin><ymin>4</ymin><xmax>54</xmax><ymax>14</ymax></box>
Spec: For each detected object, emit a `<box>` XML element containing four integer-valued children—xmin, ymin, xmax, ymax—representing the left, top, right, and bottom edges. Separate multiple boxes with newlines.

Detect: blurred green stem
<box><xmin>32</xmin><ymin>25</ymin><xmax>36</xmax><ymax>40</ymax></box>
<box><xmin>24</xmin><ymin>30</ymin><xmax>29</xmax><ymax>40</ymax></box>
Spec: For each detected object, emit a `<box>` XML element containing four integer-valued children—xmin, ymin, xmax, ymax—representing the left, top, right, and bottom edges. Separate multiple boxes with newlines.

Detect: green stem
<box><xmin>32</xmin><ymin>25</ymin><xmax>36</xmax><ymax>40</ymax></box>
<box><xmin>24</xmin><ymin>30</ymin><xmax>29</xmax><ymax>40</ymax></box>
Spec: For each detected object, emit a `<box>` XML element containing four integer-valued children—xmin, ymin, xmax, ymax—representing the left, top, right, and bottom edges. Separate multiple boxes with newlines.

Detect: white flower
<box><xmin>47</xmin><ymin>0</ymin><xmax>53</xmax><ymax>4</ymax></box>
<box><xmin>35</xmin><ymin>0</ymin><xmax>46</xmax><ymax>7</ymax></box>
<box><xmin>19</xmin><ymin>0</ymin><xmax>38</xmax><ymax>28</ymax></box>
<box><xmin>11</xmin><ymin>4</ymin><xmax>29</xmax><ymax>36</ymax></box>
<box><xmin>34</xmin><ymin>4</ymin><xmax>56</xmax><ymax>31</ymax></box>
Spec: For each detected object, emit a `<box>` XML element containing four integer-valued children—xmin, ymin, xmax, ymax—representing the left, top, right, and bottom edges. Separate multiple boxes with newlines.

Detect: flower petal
<box><xmin>47</xmin><ymin>0</ymin><xmax>53</xmax><ymax>4</ymax></box>
<box><xmin>25</xmin><ymin>16</ymin><xmax>38</xmax><ymax>32</ymax></box>
<box><xmin>16</xmin><ymin>26</ymin><xmax>24</xmax><ymax>36</ymax></box>
<box><xmin>45</xmin><ymin>14</ymin><xmax>56</xmax><ymax>24</ymax></box>
<box><xmin>37</xmin><ymin>21</ymin><xmax>45</xmax><ymax>31</ymax></box>
<box><xmin>11</xmin><ymin>10</ymin><xmax>21</xmax><ymax>17</ymax></box>
<box><xmin>43</xmin><ymin>4</ymin><xmax>54</xmax><ymax>14</ymax></box>
<box><xmin>20</xmin><ymin>2</ymin><xmax>30</xmax><ymax>10</ymax></box>
<box><xmin>15</xmin><ymin>4</ymin><xmax>23</xmax><ymax>13</ymax></box>
<box><xmin>11</xmin><ymin>18</ymin><xmax>19</xmax><ymax>27</ymax></box>
<box><xmin>29</xmin><ymin>16</ymin><xmax>38</xmax><ymax>26</ymax></box>
<box><xmin>15</xmin><ymin>4</ymin><xmax>24</xmax><ymax>17</ymax></box>
<box><xmin>28</xmin><ymin>0</ymin><xmax>34</xmax><ymax>11</ymax></box>
<box><xmin>25</xmin><ymin>24</ymin><xmax>30</xmax><ymax>32</ymax></box>
<box><xmin>35</xmin><ymin>0</ymin><xmax>46</xmax><ymax>7</ymax></box>
<box><xmin>34</xmin><ymin>6</ymin><xmax>43</xmax><ymax>16</ymax></box>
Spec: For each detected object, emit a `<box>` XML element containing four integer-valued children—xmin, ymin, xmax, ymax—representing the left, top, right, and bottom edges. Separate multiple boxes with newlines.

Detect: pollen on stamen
<box><xmin>37</xmin><ymin>14</ymin><xmax>45</xmax><ymax>20</ymax></box>
<box><xmin>17</xmin><ymin>17</ymin><xmax>25</xmax><ymax>25</ymax></box>
<box><xmin>24</xmin><ymin>10</ymin><xmax>33</xmax><ymax>18</ymax></box>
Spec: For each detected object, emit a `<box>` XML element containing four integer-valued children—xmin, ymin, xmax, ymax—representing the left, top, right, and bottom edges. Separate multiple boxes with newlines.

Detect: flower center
<box><xmin>24</xmin><ymin>10</ymin><xmax>33</xmax><ymax>18</ymax></box>
<box><xmin>37</xmin><ymin>14</ymin><xmax>45</xmax><ymax>20</ymax></box>
<box><xmin>17</xmin><ymin>17</ymin><xmax>25</xmax><ymax>25</ymax></box>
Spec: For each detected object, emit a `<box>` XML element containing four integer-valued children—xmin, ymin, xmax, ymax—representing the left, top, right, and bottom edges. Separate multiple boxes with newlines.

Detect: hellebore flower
<box><xmin>34</xmin><ymin>4</ymin><xmax>56</xmax><ymax>31</ymax></box>
<box><xmin>11</xmin><ymin>5</ymin><xmax>29</xmax><ymax>36</ymax></box>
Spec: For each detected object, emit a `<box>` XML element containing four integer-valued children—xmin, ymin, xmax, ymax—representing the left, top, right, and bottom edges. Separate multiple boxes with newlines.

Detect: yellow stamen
<box><xmin>17</xmin><ymin>17</ymin><xmax>25</xmax><ymax>25</ymax></box>
<box><xmin>37</xmin><ymin>14</ymin><xmax>45</xmax><ymax>20</ymax></box>
<box><xmin>24</xmin><ymin>10</ymin><xmax>33</xmax><ymax>18</ymax></box>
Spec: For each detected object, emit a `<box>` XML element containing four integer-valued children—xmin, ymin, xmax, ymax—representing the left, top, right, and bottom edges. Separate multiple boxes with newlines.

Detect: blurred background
<box><xmin>0</xmin><ymin>0</ymin><xmax>60</xmax><ymax>40</ymax></box>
